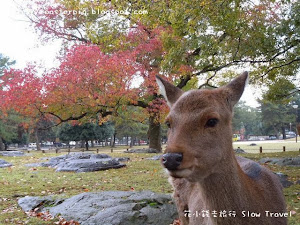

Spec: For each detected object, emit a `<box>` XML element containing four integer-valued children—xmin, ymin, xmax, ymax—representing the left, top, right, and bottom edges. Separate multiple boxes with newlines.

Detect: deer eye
<box><xmin>165</xmin><ymin>121</ymin><xmax>171</xmax><ymax>128</ymax></box>
<box><xmin>205</xmin><ymin>118</ymin><xmax>219</xmax><ymax>128</ymax></box>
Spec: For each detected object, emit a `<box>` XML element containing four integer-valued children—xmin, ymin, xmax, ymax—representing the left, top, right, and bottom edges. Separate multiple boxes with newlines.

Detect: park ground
<box><xmin>0</xmin><ymin>142</ymin><xmax>299</xmax><ymax>225</ymax></box>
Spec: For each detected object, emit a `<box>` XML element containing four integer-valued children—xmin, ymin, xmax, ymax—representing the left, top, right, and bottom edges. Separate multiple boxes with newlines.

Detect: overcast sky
<box><xmin>0</xmin><ymin>1</ymin><xmax>260</xmax><ymax>107</ymax></box>
<box><xmin>0</xmin><ymin>1</ymin><xmax>61</xmax><ymax>69</ymax></box>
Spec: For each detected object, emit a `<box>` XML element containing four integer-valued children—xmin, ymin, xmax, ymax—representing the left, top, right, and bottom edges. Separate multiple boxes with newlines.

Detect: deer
<box><xmin>156</xmin><ymin>72</ymin><xmax>287</xmax><ymax>225</ymax></box>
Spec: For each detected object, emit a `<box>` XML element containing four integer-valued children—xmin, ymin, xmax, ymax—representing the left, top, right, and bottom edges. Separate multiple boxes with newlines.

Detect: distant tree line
<box><xmin>233</xmin><ymin>94</ymin><xmax>300</xmax><ymax>139</ymax></box>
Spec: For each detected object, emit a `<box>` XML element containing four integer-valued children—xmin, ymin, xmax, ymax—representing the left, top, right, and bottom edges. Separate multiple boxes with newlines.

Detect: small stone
<box><xmin>234</xmin><ymin>147</ymin><xmax>246</xmax><ymax>154</ymax></box>
<box><xmin>0</xmin><ymin>151</ymin><xmax>25</xmax><ymax>157</ymax></box>
<box><xmin>125</xmin><ymin>148</ymin><xmax>160</xmax><ymax>153</ymax></box>
<box><xmin>0</xmin><ymin>159</ymin><xmax>12</xmax><ymax>168</ymax></box>
<box><xmin>146</xmin><ymin>155</ymin><xmax>163</xmax><ymax>160</ymax></box>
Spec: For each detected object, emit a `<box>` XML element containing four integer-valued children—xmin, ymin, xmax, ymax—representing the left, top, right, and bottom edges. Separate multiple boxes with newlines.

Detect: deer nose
<box><xmin>162</xmin><ymin>153</ymin><xmax>183</xmax><ymax>170</ymax></box>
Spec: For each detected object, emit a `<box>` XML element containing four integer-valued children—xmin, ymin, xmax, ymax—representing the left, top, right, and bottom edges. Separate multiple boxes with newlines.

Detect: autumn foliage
<box><xmin>0</xmin><ymin>25</ymin><xmax>176</xmax><ymax>126</ymax></box>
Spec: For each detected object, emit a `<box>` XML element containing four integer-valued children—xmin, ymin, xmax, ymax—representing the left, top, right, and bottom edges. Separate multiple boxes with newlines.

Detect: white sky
<box><xmin>0</xmin><ymin>1</ymin><xmax>260</xmax><ymax>107</ymax></box>
<box><xmin>0</xmin><ymin>1</ymin><xmax>61</xmax><ymax>69</ymax></box>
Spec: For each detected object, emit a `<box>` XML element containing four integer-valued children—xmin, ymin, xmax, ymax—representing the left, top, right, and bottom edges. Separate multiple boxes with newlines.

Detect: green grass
<box><xmin>0</xmin><ymin>148</ymin><xmax>299</xmax><ymax>224</ymax></box>
<box><xmin>233</xmin><ymin>140</ymin><xmax>300</xmax><ymax>153</ymax></box>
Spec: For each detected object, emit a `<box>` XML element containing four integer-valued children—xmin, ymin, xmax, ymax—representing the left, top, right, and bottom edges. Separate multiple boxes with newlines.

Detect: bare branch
<box><xmin>262</xmin><ymin>58</ymin><xmax>300</xmax><ymax>78</ymax></box>
<box><xmin>198</xmin><ymin>71</ymin><xmax>218</xmax><ymax>89</ymax></box>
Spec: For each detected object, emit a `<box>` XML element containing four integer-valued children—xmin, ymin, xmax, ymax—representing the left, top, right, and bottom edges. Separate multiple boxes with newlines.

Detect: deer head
<box><xmin>156</xmin><ymin>72</ymin><xmax>248</xmax><ymax>181</ymax></box>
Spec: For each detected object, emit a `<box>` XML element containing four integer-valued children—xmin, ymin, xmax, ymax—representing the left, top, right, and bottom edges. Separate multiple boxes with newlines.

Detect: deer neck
<box><xmin>196</xmin><ymin>151</ymin><xmax>247</xmax><ymax>213</ymax></box>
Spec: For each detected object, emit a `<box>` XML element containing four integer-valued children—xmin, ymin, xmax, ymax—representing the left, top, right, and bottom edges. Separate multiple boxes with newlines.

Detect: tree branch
<box><xmin>198</xmin><ymin>71</ymin><xmax>218</xmax><ymax>89</ymax></box>
<box><xmin>262</xmin><ymin>58</ymin><xmax>300</xmax><ymax>78</ymax></box>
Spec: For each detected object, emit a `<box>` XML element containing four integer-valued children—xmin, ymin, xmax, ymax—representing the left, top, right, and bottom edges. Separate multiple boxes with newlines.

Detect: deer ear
<box><xmin>224</xmin><ymin>71</ymin><xmax>249</xmax><ymax>108</ymax></box>
<box><xmin>156</xmin><ymin>75</ymin><xmax>183</xmax><ymax>107</ymax></box>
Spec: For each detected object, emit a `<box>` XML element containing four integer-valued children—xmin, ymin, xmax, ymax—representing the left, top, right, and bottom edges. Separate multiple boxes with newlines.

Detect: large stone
<box><xmin>275</xmin><ymin>172</ymin><xmax>293</xmax><ymax>188</ymax></box>
<box><xmin>18</xmin><ymin>196</ymin><xmax>64</xmax><ymax>212</ymax></box>
<box><xmin>276</xmin><ymin>157</ymin><xmax>300</xmax><ymax>166</ymax></box>
<box><xmin>259</xmin><ymin>157</ymin><xmax>300</xmax><ymax>167</ymax></box>
<box><xmin>0</xmin><ymin>151</ymin><xmax>25</xmax><ymax>157</ymax></box>
<box><xmin>258</xmin><ymin>158</ymin><xmax>282</xmax><ymax>164</ymax></box>
<box><xmin>41</xmin><ymin>153</ymin><xmax>111</xmax><ymax>167</ymax></box>
<box><xmin>32</xmin><ymin>153</ymin><xmax>127</xmax><ymax>172</ymax></box>
<box><xmin>125</xmin><ymin>148</ymin><xmax>160</xmax><ymax>154</ymax></box>
<box><xmin>0</xmin><ymin>159</ymin><xmax>12</xmax><ymax>168</ymax></box>
<box><xmin>56</xmin><ymin>158</ymin><xmax>125</xmax><ymax>172</ymax></box>
<box><xmin>18</xmin><ymin>191</ymin><xmax>178</xmax><ymax>225</ymax></box>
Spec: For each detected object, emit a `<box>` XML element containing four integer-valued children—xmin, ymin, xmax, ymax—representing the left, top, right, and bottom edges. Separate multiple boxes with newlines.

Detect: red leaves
<box><xmin>26</xmin><ymin>209</ymin><xmax>54</xmax><ymax>221</ymax></box>
<box><xmin>0</xmin><ymin>64</ymin><xmax>44</xmax><ymax>119</ymax></box>
<box><xmin>0</xmin><ymin>44</ymin><xmax>140</xmax><ymax>122</ymax></box>
<box><xmin>0</xmin><ymin>13</ymin><xmax>180</xmax><ymax>124</ymax></box>
<box><xmin>43</xmin><ymin>44</ymin><xmax>140</xmax><ymax>120</ymax></box>
<box><xmin>25</xmin><ymin>209</ymin><xmax>80</xmax><ymax>225</ymax></box>
<box><xmin>55</xmin><ymin>219</ymin><xmax>80</xmax><ymax>225</ymax></box>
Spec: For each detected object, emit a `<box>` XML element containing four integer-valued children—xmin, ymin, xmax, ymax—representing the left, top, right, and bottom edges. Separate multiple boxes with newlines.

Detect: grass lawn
<box><xmin>233</xmin><ymin>139</ymin><xmax>300</xmax><ymax>153</ymax></box>
<box><xmin>0</xmin><ymin>147</ymin><xmax>299</xmax><ymax>225</ymax></box>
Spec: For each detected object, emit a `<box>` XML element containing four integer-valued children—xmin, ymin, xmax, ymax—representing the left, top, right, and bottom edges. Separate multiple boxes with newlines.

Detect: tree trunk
<box><xmin>148</xmin><ymin>115</ymin><xmax>162</xmax><ymax>152</ymax></box>
<box><xmin>35</xmin><ymin>129</ymin><xmax>41</xmax><ymax>151</ymax></box>
<box><xmin>126</xmin><ymin>136</ymin><xmax>129</xmax><ymax>146</ymax></box>
<box><xmin>0</xmin><ymin>137</ymin><xmax>4</xmax><ymax>151</ymax></box>
<box><xmin>85</xmin><ymin>140</ymin><xmax>89</xmax><ymax>151</ymax></box>
<box><xmin>111</xmin><ymin>132</ymin><xmax>116</xmax><ymax>148</ymax></box>
<box><xmin>130</xmin><ymin>137</ymin><xmax>134</xmax><ymax>148</ymax></box>
<box><xmin>281</xmin><ymin>126</ymin><xmax>286</xmax><ymax>139</ymax></box>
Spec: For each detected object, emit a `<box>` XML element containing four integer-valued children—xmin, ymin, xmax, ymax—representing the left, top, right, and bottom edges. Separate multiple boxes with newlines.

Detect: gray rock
<box><xmin>0</xmin><ymin>151</ymin><xmax>24</xmax><ymax>157</ymax></box>
<box><xmin>42</xmin><ymin>153</ymin><xmax>111</xmax><ymax>167</ymax></box>
<box><xmin>234</xmin><ymin>148</ymin><xmax>246</xmax><ymax>154</ymax></box>
<box><xmin>0</xmin><ymin>159</ymin><xmax>12</xmax><ymax>168</ymax></box>
<box><xmin>125</xmin><ymin>148</ymin><xmax>160</xmax><ymax>154</ymax></box>
<box><xmin>146</xmin><ymin>155</ymin><xmax>163</xmax><ymax>160</ymax></box>
<box><xmin>56</xmin><ymin>158</ymin><xmax>125</xmax><ymax>172</ymax></box>
<box><xmin>258</xmin><ymin>158</ymin><xmax>282</xmax><ymax>164</ymax></box>
<box><xmin>18</xmin><ymin>191</ymin><xmax>177</xmax><ymax>225</ymax></box>
<box><xmin>18</xmin><ymin>196</ymin><xmax>64</xmax><ymax>212</ymax></box>
<box><xmin>115</xmin><ymin>157</ymin><xmax>130</xmax><ymax>162</ymax></box>
<box><xmin>276</xmin><ymin>157</ymin><xmax>300</xmax><ymax>166</ymax></box>
<box><xmin>259</xmin><ymin>157</ymin><xmax>300</xmax><ymax>167</ymax></box>
<box><xmin>36</xmin><ymin>153</ymin><xmax>126</xmax><ymax>172</ymax></box>
<box><xmin>275</xmin><ymin>172</ymin><xmax>293</xmax><ymax>188</ymax></box>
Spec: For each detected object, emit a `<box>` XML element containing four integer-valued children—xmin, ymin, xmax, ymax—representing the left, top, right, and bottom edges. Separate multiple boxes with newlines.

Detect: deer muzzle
<box><xmin>162</xmin><ymin>153</ymin><xmax>183</xmax><ymax>171</ymax></box>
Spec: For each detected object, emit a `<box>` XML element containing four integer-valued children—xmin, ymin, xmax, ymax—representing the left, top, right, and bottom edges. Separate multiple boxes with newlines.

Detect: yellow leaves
<box><xmin>200</xmin><ymin>0</ymin><xmax>207</xmax><ymax>7</ymax></box>
<box><xmin>96</xmin><ymin>114</ymin><xmax>110</xmax><ymax>125</ymax></box>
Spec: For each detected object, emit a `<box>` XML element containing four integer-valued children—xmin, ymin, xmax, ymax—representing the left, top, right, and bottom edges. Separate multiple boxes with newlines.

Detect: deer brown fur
<box><xmin>156</xmin><ymin>72</ymin><xmax>287</xmax><ymax>225</ymax></box>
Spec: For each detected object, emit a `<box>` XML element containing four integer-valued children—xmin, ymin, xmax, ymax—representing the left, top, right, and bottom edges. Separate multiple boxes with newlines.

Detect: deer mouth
<box><xmin>167</xmin><ymin>168</ymin><xmax>193</xmax><ymax>178</ymax></box>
